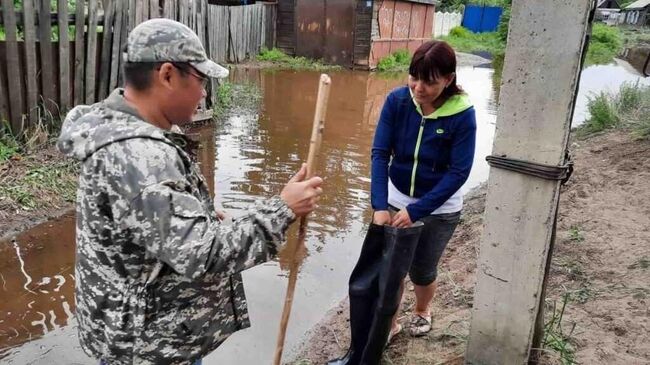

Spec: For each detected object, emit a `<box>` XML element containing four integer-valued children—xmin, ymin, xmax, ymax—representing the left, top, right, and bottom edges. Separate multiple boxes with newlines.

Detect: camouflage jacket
<box><xmin>57</xmin><ymin>89</ymin><xmax>295</xmax><ymax>364</ymax></box>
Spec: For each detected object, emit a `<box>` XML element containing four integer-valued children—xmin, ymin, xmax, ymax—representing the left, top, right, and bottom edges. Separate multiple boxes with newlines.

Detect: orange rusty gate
<box><xmin>368</xmin><ymin>0</ymin><xmax>435</xmax><ymax>68</ymax></box>
<box><xmin>284</xmin><ymin>0</ymin><xmax>435</xmax><ymax>68</ymax></box>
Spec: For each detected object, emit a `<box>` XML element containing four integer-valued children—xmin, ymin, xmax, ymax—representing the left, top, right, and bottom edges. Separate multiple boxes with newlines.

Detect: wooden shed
<box><xmin>276</xmin><ymin>0</ymin><xmax>436</xmax><ymax>69</ymax></box>
<box><xmin>621</xmin><ymin>0</ymin><xmax>650</xmax><ymax>26</ymax></box>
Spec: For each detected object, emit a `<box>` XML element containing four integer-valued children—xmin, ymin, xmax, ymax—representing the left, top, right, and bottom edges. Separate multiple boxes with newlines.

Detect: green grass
<box><xmin>570</xmin><ymin>285</ymin><xmax>596</xmax><ymax>304</ymax></box>
<box><xmin>619</xmin><ymin>25</ymin><xmax>650</xmax><ymax>48</ymax></box>
<box><xmin>212</xmin><ymin>81</ymin><xmax>261</xmax><ymax>120</ymax></box>
<box><xmin>439</xmin><ymin>22</ymin><xmax>622</xmax><ymax>69</ymax></box>
<box><xmin>0</xmin><ymin>160</ymin><xmax>78</xmax><ymax>209</ymax></box>
<box><xmin>0</xmin><ymin>106</ymin><xmax>78</xmax><ymax>210</ymax></box>
<box><xmin>257</xmin><ymin>48</ymin><xmax>340</xmax><ymax>71</ymax></box>
<box><xmin>440</xmin><ymin>26</ymin><xmax>505</xmax><ymax>55</ymax></box>
<box><xmin>577</xmin><ymin>82</ymin><xmax>650</xmax><ymax>138</ymax></box>
<box><xmin>377</xmin><ymin>49</ymin><xmax>411</xmax><ymax>72</ymax></box>
<box><xmin>0</xmin><ymin>139</ymin><xmax>18</xmax><ymax>162</ymax></box>
<box><xmin>212</xmin><ymin>80</ymin><xmax>234</xmax><ymax>119</ymax></box>
<box><xmin>557</xmin><ymin>258</ymin><xmax>586</xmax><ymax>282</ymax></box>
<box><xmin>0</xmin><ymin>120</ymin><xmax>19</xmax><ymax>162</ymax></box>
<box><xmin>568</xmin><ymin>225</ymin><xmax>585</xmax><ymax>243</ymax></box>
<box><xmin>543</xmin><ymin>293</ymin><xmax>577</xmax><ymax>365</ymax></box>
<box><xmin>585</xmin><ymin>23</ymin><xmax>624</xmax><ymax>66</ymax></box>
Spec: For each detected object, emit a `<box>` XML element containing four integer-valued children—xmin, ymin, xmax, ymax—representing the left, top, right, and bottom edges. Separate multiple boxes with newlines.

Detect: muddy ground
<box><xmin>290</xmin><ymin>129</ymin><xmax>650</xmax><ymax>365</ymax></box>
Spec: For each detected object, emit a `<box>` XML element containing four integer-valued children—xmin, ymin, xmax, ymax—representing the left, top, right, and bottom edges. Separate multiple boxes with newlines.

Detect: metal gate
<box><xmin>295</xmin><ymin>0</ymin><xmax>355</xmax><ymax>66</ymax></box>
<box><xmin>462</xmin><ymin>5</ymin><xmax>503</xmax><ymax>33</ymax></box>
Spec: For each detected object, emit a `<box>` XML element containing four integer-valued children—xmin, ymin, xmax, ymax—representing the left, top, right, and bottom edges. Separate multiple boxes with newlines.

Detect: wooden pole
<box><xmin>465</xmin><ymin>1</ymin><xmax>593</xmax><ymax>364</ymax></box>
<box><xmin>273</xmin><ymin>74</ymin><xmax>331</xmax><ymax>365</ymax></box>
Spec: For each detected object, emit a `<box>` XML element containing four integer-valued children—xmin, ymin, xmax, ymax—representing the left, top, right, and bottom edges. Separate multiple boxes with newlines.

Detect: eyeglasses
<box><xmin>170</xmin><ymin>63</ymin><xmax>209</xmax><ymax>88</ymax></box>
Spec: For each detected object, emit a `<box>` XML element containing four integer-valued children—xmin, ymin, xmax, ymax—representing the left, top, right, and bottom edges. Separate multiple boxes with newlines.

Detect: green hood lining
<box><xmin>409</xmin><ymin>88</ymin><xmax>473</xmax><ymax>119</ymax></box>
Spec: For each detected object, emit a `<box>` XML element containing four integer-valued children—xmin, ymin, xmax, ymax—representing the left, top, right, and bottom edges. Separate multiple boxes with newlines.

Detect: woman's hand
<box><xmin>373</xmin><ymin>210</ymin><xmax>392</xmax><ymax>225</ymax></box>
<box><xmin>391</xmin><ymin>209</ymin><xmax>413</xmax><ymax>228</ymax></box>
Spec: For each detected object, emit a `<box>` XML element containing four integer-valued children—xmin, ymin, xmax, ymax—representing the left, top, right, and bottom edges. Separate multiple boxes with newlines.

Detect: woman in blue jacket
<box><xmin>371</xmin><ymin>40</ymin><xmax>476</xmax><ymax>338</ymax></box>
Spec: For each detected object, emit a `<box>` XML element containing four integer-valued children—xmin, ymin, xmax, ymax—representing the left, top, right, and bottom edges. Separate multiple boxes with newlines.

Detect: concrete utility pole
<box><xmin>466</xmin><ymin>0</ymin><xmax>593</xmax><ymax>364</ymax></box>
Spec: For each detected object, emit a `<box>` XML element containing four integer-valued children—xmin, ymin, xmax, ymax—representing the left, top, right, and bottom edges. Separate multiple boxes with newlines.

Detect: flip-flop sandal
<box><xmin>387</xmin><ymin>323</ymin><xmax>403</xmax><ymax>344</ymax></box>
<box><xmin>409</xmin><ymin>314</ymin><xmax>432</xmax><ymax>337</ymax></box>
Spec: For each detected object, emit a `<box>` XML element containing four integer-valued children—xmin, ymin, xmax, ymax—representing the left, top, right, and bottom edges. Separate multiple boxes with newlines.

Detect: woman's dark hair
<box><xmin>123</xmin><ymin>61</ymin><xmax>195</xmax><ymax>91</ymax></box>
<box><xmin>408</xmin><ymin>40</ymin><xmax>463</xmax><ymax>99</ymax></box>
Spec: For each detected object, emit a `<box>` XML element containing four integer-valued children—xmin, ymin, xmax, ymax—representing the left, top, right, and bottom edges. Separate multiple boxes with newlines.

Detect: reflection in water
<box><xmin>186</xmin><ymin>123</ymin><xmax>217</xmax><ymax>197</ymax></box>
<box><xmin>0</xmin><ymin>212</ymin><xmax>76</xmax><ymax>356</ymax></box>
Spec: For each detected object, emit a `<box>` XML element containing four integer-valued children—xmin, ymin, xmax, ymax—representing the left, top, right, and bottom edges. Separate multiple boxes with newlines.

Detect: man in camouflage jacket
<box><xmin>57</xmin><ymin>19</ymin><xmax>322</xmax><ymax>364</ymax></box>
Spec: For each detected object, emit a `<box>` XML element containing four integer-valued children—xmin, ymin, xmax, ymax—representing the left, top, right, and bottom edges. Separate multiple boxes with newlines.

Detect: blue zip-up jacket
<box><xmin>371</xmin><ymin>86</ymin><xmax>477</xmax><ymax>222</ymax></box>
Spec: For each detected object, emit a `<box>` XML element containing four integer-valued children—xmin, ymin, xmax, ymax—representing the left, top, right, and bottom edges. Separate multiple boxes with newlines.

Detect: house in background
<box><xmin>276</xmin><ymin>0</ymin><xmax>437</xmax><ymax>69</ymax></box>
<box><xmin>595</xmin><ymin>0</ymin><xmax>622</xmax><ymax>25</ymax></box>
<box><xmin>621</xmin><ymin>0</ymin><xmax>650</xmax><ymax>26</ymax></box>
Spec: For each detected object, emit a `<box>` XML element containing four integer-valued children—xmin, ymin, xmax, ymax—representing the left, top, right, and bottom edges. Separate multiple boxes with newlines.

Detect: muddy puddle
<box><xmin>1</xmin><ymin>60</ymin><xmax>646</xmax><ymax>364</ymax></box>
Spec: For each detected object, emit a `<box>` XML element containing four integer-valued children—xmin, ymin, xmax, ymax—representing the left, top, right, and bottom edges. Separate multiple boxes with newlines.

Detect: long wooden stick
<box><xmin>273</xmin><ymin>74</ymin><xmax>331</xmax><ymax>365</ymax></box>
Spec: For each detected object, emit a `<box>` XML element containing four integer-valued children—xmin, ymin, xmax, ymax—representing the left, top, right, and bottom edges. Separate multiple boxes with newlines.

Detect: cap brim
<box><xmin>191</xmin><ymin>59</ymin><xmax>229</xmax><ymax>79</ymax></box>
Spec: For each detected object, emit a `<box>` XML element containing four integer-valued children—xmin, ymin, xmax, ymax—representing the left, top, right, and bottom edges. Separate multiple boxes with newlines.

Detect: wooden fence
<box><xmin>433</xmin><ymin>11</ymin><xmax>462</xmax><ymax>37</ymax></box>
<box><xmin>0</xmin><ymin>0</ymin><xmax>276</xmax><ymax>135</ymax></box>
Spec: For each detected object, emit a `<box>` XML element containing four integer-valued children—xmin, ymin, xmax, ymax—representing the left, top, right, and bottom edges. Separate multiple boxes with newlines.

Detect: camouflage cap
<box><xmin>125</xmin><ymin>18</ymin><xmax>229</xmax><ymax>79</ymax></box>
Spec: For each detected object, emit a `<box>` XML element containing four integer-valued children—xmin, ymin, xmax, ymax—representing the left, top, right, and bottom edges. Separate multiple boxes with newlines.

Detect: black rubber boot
<box><xmin>359</xmin><ymin>223</ymin><xmax>423</xmax><ymax>365</ymax></box>
<box><xmin>328</xmin><ymin>224</ymin><xmax>384</xmax><ymax>365</ymax></box>
<box><xmin>327</xmin><ymin>223</ymin><xmax>423</xmax><ymax>365</ymax></box>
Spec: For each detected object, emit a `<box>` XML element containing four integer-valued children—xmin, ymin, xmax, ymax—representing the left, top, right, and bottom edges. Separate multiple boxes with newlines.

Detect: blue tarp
<box><xmin>462</xmin><ymin>5</ymin><xmax>503</xmax><ymax>33</ymax></box>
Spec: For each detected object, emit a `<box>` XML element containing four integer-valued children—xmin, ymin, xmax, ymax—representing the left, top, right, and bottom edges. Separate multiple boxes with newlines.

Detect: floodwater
<box><xmin>1</xmin><ymin>60</ymin><xmax>645</xmax><ymax>364</ymax></box>
<box><xmin>572</xmin><ymin>59</ymin><xmax>650</xmax><ymax>126</ymax></box>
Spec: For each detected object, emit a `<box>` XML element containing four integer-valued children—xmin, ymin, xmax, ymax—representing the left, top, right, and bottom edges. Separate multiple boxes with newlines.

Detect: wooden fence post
<box><xmin>39</xmin><ymin>0</ymin><xmax>56</xmax><ymax>111</ymax></box>
<box><xmin>150</xmin><ymin>0</ymin><xmax>160</xmax><ymax>19</ymax></box>
<box><xmin>58</xmin><ymin>0</ymin><xmax>71</xmax><ymax>111</ymax></box>
<box><xmin>465</xmin><ymin>1</ymin><xmax>593</xmax><ymax>364</ymax></box>
<box><xmin>22</xmin><ymin>0</ymin><xmax>38</xmax><ymax>126</ymax></box>
<box><xmin>1</xmin><ymin>0</ymin><xmax>24</xmax><ymax>133</ymax></box>
<box><xmin>118</xmin><ymin>0</ymin><xmax>129</xmax><ymax>86</ymax></box>
<box><xmin>74</xmin><ymin>0</ymin><xmax>86</xmax><ymax>105</ymax></box>
<box><xmin>99</xmin><ymin>0</ymin><xmax>115</xmax><ymax>100</ymax></box>
<box><xmin>109</xmin><ymin>0</ymin><xmax>124</xmax><ymax>91</ymax></box>
<box><xmin>85</xmin><ymin>0</ymin><xmax>99</xmax><ymax>104</ymax></box>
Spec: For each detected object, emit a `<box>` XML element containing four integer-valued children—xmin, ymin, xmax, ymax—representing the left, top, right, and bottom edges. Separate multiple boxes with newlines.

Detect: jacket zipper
<box><xmin>410</xmin><ymin>117</ymin><xmax>426</xmax><ymax>196</ymax></box>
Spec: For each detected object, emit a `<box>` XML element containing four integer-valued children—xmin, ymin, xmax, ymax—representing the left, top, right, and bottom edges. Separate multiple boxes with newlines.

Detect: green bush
<box><xmin>581</xmin><ymin>82</ymin><xmax>650</xmax><ymax>138</ymax></box>
<box><xmin>617</xmin><ymin>81</ymin><xmax>643</xmax><ymax>114</ymax></box>
<box><xmin>586</xmin><ymin>24</ymin><xmax>623</xmax><ymax>66</ymax></box>
<box><xmin>591</xmin><ymin>23</ymin><xmax>623</xmax><ymax>48</ymax></box>
<box><xmin>212</xmin><ymin>81</ymin><xmax>233</xmax><ymax>119</ymax></box>
<box><xmin>0</xmin><ymin>121</ymin><xmax>19</xmax><ymax>162</ymax></box>
<box><xmin>377</xmin><ymin>49</ymin><xmax>412</xmax><ymax>72</ymax></box>
<box><xmin>257</xmin><ymin>47</ymin><xmax>289</xmax><ymax>62</ymax></box>
<box><xmin>0</xmin><ymin>139</ymin><xmax>18</xmax><ymax>162</ymax></box>
<box><xmin>497</xmin><ymin>6</ymin><xmax>511</xmax><ymax>42</ymax></box>
<box><xmin>585</xmin><ymin>92</ymin><xmax>620</xmax><ymax>133</ymax></box>
<box><xmin>449</xmin><ymin>26</ymin><xmax>472</xmax><ymax>38</ymax></box>
<box><xmin>393</xmin><ymin>49</ymin><xmax>411</xmax><ymax>65</ymax></box>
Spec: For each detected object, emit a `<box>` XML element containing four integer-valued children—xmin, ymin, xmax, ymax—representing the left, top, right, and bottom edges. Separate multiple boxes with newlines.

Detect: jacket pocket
<box><xmin>169</xmin><ymin>188</ymin><xmax>207</xmax><ymax>220</ymax></box>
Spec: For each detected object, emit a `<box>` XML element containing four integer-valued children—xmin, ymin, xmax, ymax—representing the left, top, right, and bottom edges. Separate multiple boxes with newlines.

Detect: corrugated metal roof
<box><xmin>625</xmin><ymin>0</ymin><xmax>650</xmax><ymax>9</ymax></box>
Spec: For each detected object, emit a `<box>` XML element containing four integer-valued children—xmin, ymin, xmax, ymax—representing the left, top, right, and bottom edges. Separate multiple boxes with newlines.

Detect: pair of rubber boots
<box><xmin>328</xmin><ymin>222</ymin><xmax>424</xmax><ymax>365</ymax></box>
